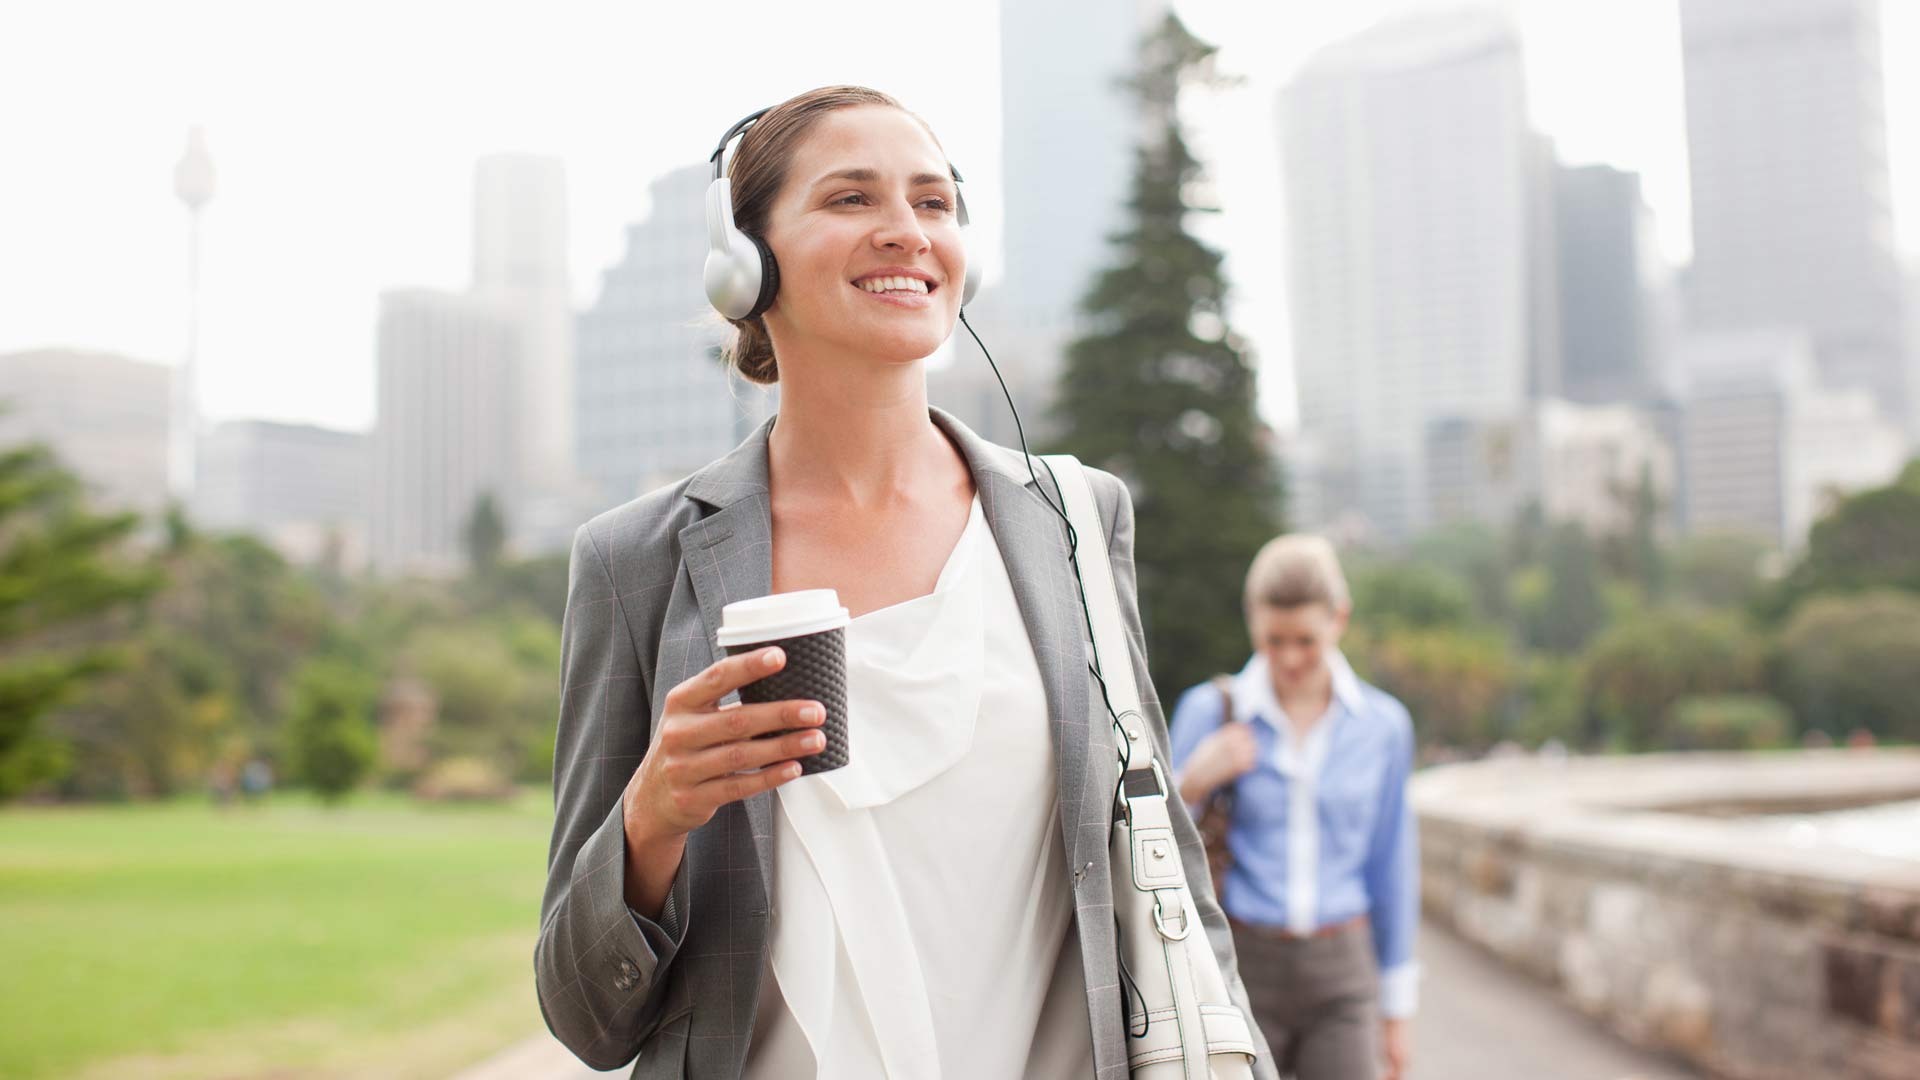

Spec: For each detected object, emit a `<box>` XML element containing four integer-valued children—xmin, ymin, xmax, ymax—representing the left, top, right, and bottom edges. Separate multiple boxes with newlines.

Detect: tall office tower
<box><xmin>370</xmin><ymin>289</ymin><xmax>521</xmax><ymax>577</ymax></box>
<box><xmin>0</xmin><ymin>348</ymin><xmax>171</xmax><ymax>517</ymax></box>
<box><xmin>194</xmin><ymin>419</ymin><xmax>369</xmax><ymax>569</ymax></box>
<box><xmin>1676</xmin><ymin>330</ymin><xmax>1904</xmax><ymax>550</ymax></box>
<box><xmin>928</xmin><ymin>0</ymin><xmax>1162</xmax><ymax>446</ymax></box>
<box><xmin>1679</xmin><ymin>0</ymin><xmax>1908</xmax><ymax>438</ymax></box>
<box><xmin>1555</xmin><ymin>164</ymin><xmax>1670</xmax><ymax>405</ymax></box>
<box><xmin>1280</xmin><ymin>9</ymin><xmax>1538</xmax><ymax>540</ymax></box>
<box><xmin>471</xmin><ymin>153</ymin><xmax>580</xmax><ymax>553</ymax></box>
<box><xmin>575</xmin><ymin>164</ymin><xmax>775</xmax><ymax>510</ymax></box>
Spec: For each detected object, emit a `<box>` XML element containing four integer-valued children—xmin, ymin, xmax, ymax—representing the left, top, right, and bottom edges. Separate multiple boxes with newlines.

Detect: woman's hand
<box><xmin>1176</xmin><ymin>723</ymin><xmax>1259</xmax><ymax>805</ymax></box>
<box><xmin>620</xmin><ymin>646</ymin><xmax>823</xmax><ymax>916</ymax></box>
<box><xmin>1381</xmin><ymin>1017</ymin><xmax>1409</xmax><ymax>1080</ymax></box>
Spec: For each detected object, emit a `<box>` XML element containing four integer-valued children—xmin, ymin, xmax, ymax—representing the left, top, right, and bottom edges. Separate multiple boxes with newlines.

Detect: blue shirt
<box><xmin>1169</xmin><ymin>651</ymin><xmax>1421</xmax><ymax>1017</ymax></box>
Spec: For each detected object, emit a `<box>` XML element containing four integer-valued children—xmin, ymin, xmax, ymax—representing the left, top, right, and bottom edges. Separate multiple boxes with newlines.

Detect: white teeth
<box><xmin>857</xmin><ymin>276</ymin><xmax>929</xmax><ymax>294</ymax></box>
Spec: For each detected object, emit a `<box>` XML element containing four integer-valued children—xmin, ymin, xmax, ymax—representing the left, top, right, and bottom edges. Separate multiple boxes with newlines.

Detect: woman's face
<box><xmin>758</xmin><ymin>105</ymin><xmax>966</xmax><ymax>367</ymax></box>
<box><xmin>1248</xmin><ymin>602</ymin><xmax>1348</xmax><ymax>696</ymax></box>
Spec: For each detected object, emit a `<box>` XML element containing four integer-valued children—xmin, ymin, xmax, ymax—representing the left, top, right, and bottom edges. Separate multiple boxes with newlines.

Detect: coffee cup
<box><xmin>717</xmin><ymin>589</ymin><xmax>851</xmax><ymax>775</ymax></box>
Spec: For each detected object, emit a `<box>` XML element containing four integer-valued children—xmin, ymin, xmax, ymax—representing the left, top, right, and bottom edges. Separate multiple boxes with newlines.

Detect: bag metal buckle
<box><xmin>1152</xmin><ymin>891</ymin><xmax>1193</xmax><ymax>941</ymax></box>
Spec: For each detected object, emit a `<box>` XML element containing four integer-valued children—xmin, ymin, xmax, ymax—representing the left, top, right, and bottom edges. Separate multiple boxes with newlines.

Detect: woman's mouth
<box><xmin>851</xmin><ymin>273</ymin><xmax>937</xmax><ymax>309</ymax></box>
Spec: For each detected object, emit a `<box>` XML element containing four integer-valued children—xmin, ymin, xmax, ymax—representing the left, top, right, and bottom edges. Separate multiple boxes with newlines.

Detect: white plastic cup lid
<box><xmin>716</xmin><ymin>589</ymin><xmax>850</xmax><ymax>648</ymax></box>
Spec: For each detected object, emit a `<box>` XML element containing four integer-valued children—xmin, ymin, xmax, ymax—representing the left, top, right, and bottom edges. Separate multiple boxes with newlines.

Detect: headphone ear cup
<box><xmin>745</xmin><ymin>235</ymin><xmax>781</xmax><ymax>320</ymax></box>
<box><xmin>704</xmin><ymin>177</ymin><xmax>767</xmax><ymax>321</ymax></box>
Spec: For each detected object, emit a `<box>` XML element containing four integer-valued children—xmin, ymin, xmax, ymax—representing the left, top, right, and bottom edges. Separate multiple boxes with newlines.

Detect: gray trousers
<box><xmin>1230</xmin><ymin>918</ymin><xmax>1380</xmax><ymax>1080</ymax></box>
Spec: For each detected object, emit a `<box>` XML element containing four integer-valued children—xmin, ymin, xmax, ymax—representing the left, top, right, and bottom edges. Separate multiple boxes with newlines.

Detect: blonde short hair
<box><xmin>1243</xmin><ymin>534</ymin><xmax>1351</xmax><ymax>613</ymax></box>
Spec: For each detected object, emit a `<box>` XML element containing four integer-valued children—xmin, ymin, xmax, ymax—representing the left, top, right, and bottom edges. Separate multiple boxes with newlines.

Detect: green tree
<box><xmin>0</xmin><ymin>445</ymin><xmax>162</xmax><ymax>799</ymax></box>
<box><xmin>1408</xmin><ymin>522</ymin><xmax>1509</xmax><ymax>624</ymax></box>
<box><xmin>1047</xmin><ymin>13</ymin><xmax>1281</xmax><ymax>695</ymax></box>
<box><xmin>1349</xmin><ymin>562</ymin><xmax>1477</xmax><ymax>631</ymax></box>
<box><xmin>1771</xmin><ymin>590</ymin><xmax>1920</xmax><ymax>741</ymax></box>
<box><xmin>1667</xmin><ymin>532</ymin><xmax>1771</xmax><ymax>610</ymax></box>
<box><xmin>286</xmin><ymin>657</ymin><xmax>379</xmax><ymax>801</ymax></box>
<box><xmin>1346</xmin><ymin>625</ymin><xmax>1514</xmax><ymax>752</ymax></box>
<box><xmin>45</xmin><ymin>528</ymin><xmax>334</xmax><ymax>799</ymax></box>
<box><xmin>1517</xmin><ymin>523</ymin><xmax>1606</xmax><ymax>654</ymax></box>
<box><xmin>1599</xmin><ymin>463</ymin><xmax>1665</xmax><ymax>597</ymax></box>
<box><xmin>402</xmin><ymin>614</ymin><xmax>559</xmax><ymax>782</ymax></box>
<box><xmin>463</xmin><ymin>491</ymin><xmax>508</xmax><ymax>577</ymax></box>
<box><xmin>1582</xmin><ymin>609</ymin><xmax>1765</xmax><ymax>750</ymax></box>
<box><xmin>1764</xmin><ymin>459</ymin><xmax>1920</xmax><ymax>618</ymax></box>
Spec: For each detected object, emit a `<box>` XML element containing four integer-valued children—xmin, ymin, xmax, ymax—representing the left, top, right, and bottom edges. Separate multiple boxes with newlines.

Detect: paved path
<box><xmin>1409</xmin><ymin>921</ymin><xmax>1694</xmax><ymax>1080</ymax></box>
<box><xmin>460</xmin><ymin>920</ymin><xmax>1697</xmax><ymax>1079</ymax></box>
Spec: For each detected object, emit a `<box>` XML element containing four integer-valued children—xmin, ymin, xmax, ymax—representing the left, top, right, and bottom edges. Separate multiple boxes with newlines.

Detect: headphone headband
<box><xmin>710</xmin><ymin>107</ymin><xmax>771</xmax><ymax>181</ymax></box>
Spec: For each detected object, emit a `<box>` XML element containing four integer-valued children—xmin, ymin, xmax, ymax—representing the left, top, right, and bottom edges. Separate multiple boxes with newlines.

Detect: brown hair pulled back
<box><xmin>719</xmin><ymin>85</ymin><xmax>911</xmax><ymax>384</ymax></box>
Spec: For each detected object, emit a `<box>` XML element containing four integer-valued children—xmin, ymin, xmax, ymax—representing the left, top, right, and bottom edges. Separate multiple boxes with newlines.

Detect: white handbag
<box><xmin>1043</xmin><ymin>455</ymin><xmax>1259</xmax><ymax>1079</ymax></box>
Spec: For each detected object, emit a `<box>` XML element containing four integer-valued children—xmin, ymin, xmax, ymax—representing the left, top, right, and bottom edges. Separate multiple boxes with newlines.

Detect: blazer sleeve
<box><xmin>534</xmin><ymin>524</ymin><xmax>693</xmax><ymax>1070</ymax></box>
<box><xmin>1089</xmin><ymin>469</ymin><xmax>1281</xmax><ymax>1080</ymax></box>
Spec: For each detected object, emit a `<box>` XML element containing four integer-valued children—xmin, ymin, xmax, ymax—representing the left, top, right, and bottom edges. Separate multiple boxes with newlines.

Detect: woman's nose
<box><xmin>871</xmin><ymin>200</ymin><xmax>931</xmax><ymax>252</ymax></box>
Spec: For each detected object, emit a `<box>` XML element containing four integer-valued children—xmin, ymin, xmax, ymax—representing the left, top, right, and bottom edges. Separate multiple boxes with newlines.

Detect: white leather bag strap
<box><xmin>1042</xmin><ymin>455</ymin><xmax>1214</xmax><ymax>1077</ymax></box>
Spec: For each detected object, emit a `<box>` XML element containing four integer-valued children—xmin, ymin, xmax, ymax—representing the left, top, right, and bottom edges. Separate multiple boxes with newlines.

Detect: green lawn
<box><xmin>0</xmin><ymin>791</ymin><xmax>558</xmax><ymax>1080</ymax></box>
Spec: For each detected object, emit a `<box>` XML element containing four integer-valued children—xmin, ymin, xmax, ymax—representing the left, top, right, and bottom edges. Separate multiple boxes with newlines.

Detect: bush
<box><xmin>1582</xmin><ymin>609</ymin><xmax>1765</xmax><ymax>751</ymax></box>
<box><xmin>286</xmin><ymin>658</ymin><xmax>378</xmax><ymax>802</ymax></box>
<box><xmin>1771</xmin><ymin>590</ymin><xmax>1920</xmax><ymax>742</ymax></box>
<box><xmin>1663</xmin><ymin>694</ymin><xmax>1792</xmax><ymax>751</ymax></box>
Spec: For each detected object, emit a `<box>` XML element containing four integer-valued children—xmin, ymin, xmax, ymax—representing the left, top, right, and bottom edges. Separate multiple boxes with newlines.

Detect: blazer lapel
<box><xmin>679</xmin><ymin>420</ymin><xmax>779</xmax><ymax>899</ymax></box>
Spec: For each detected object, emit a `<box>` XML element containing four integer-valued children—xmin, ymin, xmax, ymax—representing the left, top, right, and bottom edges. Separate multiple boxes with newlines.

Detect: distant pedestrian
<box><xmin>239</xmin><ymin>759</ymin><xmax>273</xmax><ymax>803</ymax></box>
<box><xmin>1172</xmin><ymin>535</ymin><xmax>1420</xmax><ymax>1080</ymax></box>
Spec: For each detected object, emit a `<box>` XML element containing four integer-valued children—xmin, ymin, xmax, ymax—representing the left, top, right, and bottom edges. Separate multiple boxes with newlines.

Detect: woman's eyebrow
<box><xmin>809</xmin><ymin>167</ymin><xmax>953</xmax><ymax>189</ymax></box>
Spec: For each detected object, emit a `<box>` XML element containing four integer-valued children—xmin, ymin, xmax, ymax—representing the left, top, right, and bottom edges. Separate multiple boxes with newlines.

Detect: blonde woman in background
<box><xmin>1170</xmin><ymin>536</ymin><xmax>1420</xmax><ymax>1080</ymax></box>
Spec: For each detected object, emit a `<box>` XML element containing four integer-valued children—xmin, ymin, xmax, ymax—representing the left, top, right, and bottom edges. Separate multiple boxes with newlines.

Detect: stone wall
<box><xmin>1413</xmin><ymin>750</ymin><xmax>1920</xmax><ymax>1079</ymax></box>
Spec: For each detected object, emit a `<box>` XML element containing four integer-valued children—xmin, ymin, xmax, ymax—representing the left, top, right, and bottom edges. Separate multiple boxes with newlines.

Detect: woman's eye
<box><xmin>918</xmin><ymin>197</ymin><xmax>954</xmax><ymax>213</ymax></box>
<box><xmin>832</xmin><ymin>193</ymin><xmax>869</xmax><ymax>206</ymax></box>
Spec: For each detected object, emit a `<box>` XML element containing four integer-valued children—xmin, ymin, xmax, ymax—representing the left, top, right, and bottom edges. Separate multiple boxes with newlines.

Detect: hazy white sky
<box><xmin>2</xmin><ymin>0</ymin><xmax>1916</xmax><ymax>433</ymax></box>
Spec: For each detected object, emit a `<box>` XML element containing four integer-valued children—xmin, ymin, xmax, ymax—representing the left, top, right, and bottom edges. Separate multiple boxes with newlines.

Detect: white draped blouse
<box><xmin>741</xmin><ymin>495</ymin><xmax>1096</xmax><ymax>1079</ymax></box>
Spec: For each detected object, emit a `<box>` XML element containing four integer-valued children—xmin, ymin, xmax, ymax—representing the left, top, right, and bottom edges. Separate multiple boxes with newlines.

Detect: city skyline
<box><xmin>4</xmin><ymin>0</ymin><xmax>1920</xmax><ymax>437</ymax></box>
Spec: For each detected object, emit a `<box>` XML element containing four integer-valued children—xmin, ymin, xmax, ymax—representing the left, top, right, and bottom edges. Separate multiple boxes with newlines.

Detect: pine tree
<box><xmin>463</xmin><ymin>490</ymin><xmax>507</xmax><ymax>577</ymax></box>
<box><xmin>1047</xmin><ymin>13</ymin><xmax>1283</xmax><ymax>697</ymax></box>
<box><xmin>0</xmin><ymin>444</ymin><xmax>163</xmax><ymax>798</ymax></box>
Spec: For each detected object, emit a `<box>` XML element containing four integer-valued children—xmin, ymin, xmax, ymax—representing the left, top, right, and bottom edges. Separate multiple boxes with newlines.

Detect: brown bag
<box><xmin>1196</xmin><ymin>674</ymin><xmax>1238</xmax><ymax>901</ymax></box>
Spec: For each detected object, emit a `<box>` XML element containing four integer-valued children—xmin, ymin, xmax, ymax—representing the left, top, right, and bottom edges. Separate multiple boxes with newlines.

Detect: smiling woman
<box><xmin>707</xmin><ymin>86</ymin><xmax>968</xmax><ymax>386</ymax></box>
<box><xmin>532</xmin><ymin>84</ymin><xmax>1275</xmax><ymax>1079</ymax></box>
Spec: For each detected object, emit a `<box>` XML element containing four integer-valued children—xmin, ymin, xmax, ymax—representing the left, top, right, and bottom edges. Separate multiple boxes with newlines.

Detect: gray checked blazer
<box><xmin>536</xmin><ymin>406</ymin><xmax>1276</xmax><ymax>1079</ymax></box>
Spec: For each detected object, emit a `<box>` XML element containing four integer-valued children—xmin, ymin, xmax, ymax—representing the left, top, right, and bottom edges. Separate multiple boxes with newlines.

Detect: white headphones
<box><xmin>703</xmin><ymin>106</ymin><xmax>983</xmax><ymax>321</ymax></box>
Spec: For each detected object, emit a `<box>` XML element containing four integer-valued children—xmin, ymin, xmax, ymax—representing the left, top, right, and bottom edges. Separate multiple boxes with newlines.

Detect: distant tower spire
<box><xmin>171</xmin><ymin>125</ymin><xmax>215</xmax><ymax>501</ymax></box>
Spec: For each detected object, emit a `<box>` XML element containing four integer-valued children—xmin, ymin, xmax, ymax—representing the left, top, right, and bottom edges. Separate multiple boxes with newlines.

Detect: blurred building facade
<box><xmin>371</xmin><ymin>289</ymin><xmax>520</xmax><ymax>577</ymax></box>
<box><xmin>1280</xmin><ymin>9</ymin><xmax>1540</xmax><ymax>541</ymax></box>
<box><xmin>0</xmin><ymin>348</ymin><xmax>171</xmax><ymax>517</ymax></box>
<box><xmin>574</xmin><ymin>163</ymin><xmax>774</xmax><ymax>511</ymax></box>
<box><xmin>194</xmin><ymin>419</ymin><xmax>369</xmax><ymax>570</ymax></box>
<box><xmin>471</xmin><ymin>153</ymin><xmax>587</xmax><ymax>555</ymax></box>
<box><xmin>1679</xmin><ymin>0</ymin><xmax>1911</xmax><ymax>438</ymax></box>
<box><xmin>1675</xmin><ymin>331</ymin><xmax>1905</xmax><ymax>550</ymax></box>
<box><xmin>1426</xmin><ymin>400</ymin><xmax>1674</xmax><ymax>540</ymax></box>
<box><xmin>929</xmin><ymin>0</ymin><xmax>1162</xmax><ymax>447</ymax></box>
<box><xmin>1554</xmin><ymin>164</ymin><xmax>1672</xmax><ymax>406</ymax></box>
